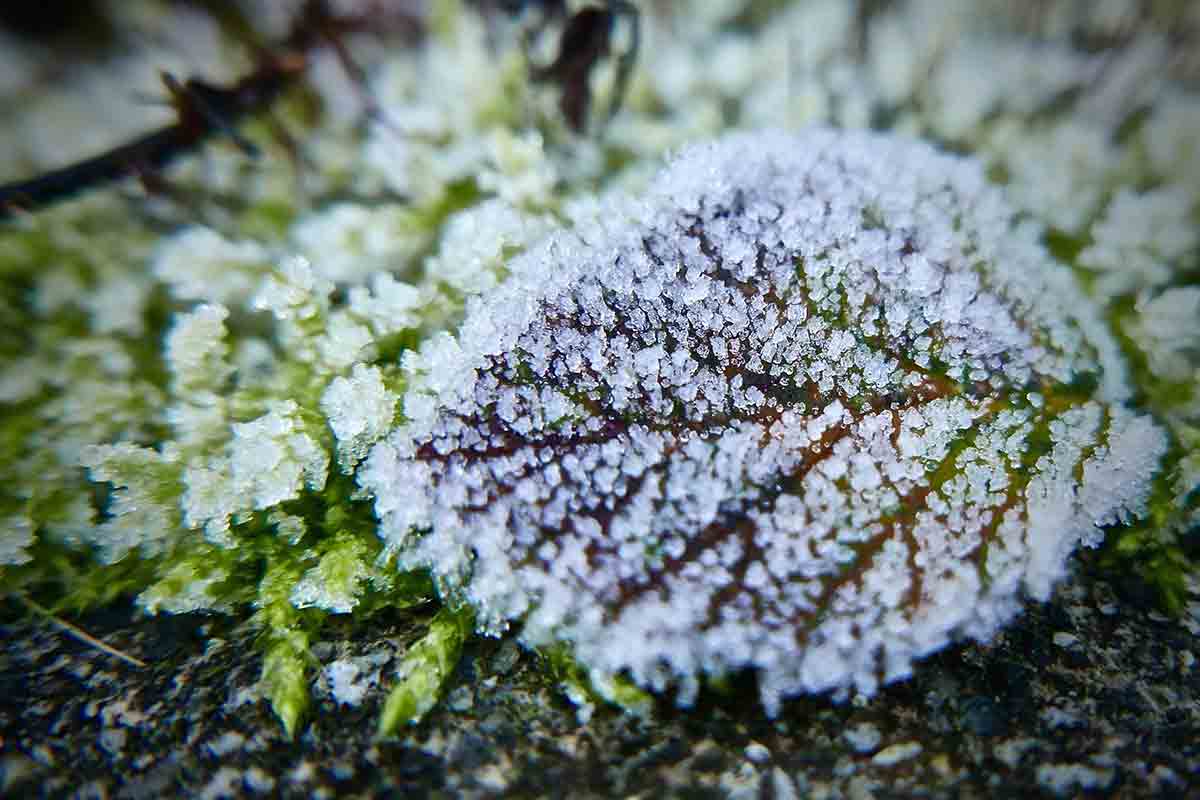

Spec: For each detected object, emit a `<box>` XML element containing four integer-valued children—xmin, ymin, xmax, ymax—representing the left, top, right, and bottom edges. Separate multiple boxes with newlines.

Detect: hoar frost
<box><xmin>358</xmin><ymin>127</ymin><xmax>1166</xmax><ymax>714</ymax></box>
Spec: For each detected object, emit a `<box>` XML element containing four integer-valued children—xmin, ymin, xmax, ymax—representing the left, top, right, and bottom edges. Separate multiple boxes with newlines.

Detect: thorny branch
<box><xmin>0</xmin><ymin>0</ymin><xmax>422</xmax><ymax>220</ymax></box>
<box><xmin>523</xmin><ymin>0</ymin><xmax>640</xmax><ymax>132</ymax></box>
<box><xmin>0</xmin><ymin>0</ymin><xmax>642</xmax><ymax>221</ymax></box>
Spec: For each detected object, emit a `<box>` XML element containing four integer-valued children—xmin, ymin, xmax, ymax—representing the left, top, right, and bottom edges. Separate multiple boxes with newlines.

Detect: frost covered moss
<box><xmin>1</xmin><ymin>0</ymin><xmax>1197</xmax><ymax>731</ymax></box>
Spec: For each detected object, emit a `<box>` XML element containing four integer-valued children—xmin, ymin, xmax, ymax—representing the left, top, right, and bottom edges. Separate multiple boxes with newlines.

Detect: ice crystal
<box><xmin>1132</xmin><ymin>288</ymin><xmax>1200</xmax><ymax>384</ymax></box>
<box><xmin>153</xmin><ymin>228</ymin><xmax>270</xmax><ymax>306</ymax></box>
<box><xmin>183</xmin><ymin>399</ymin><xmax>329</xmax><ymax>543</ymax></box>
<box><xmin>1079</xmin><ymin>188</ymin><xmax>1198</xmax><ymax>299</ymax></box>
<box><xmin>321</xmin><ymin>364</ymin><xmax>398</xmax><ymax>472</ymax></box>
<box><xmin>362</xmin><ymin>129</ymin><xmax>1167</xmax><ymax>712</ymax></box>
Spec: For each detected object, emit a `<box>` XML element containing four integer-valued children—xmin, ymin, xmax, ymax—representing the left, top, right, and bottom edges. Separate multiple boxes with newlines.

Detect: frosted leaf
<box><xmin>1142</xmin><ymin>91</ymin><xmax>1200</xmax><ymax>193</ymax></box>
<box><xmin>181</xmin><ymin>463</ymin><xmax>237</xmax><ymax>545</ymax></box>
<box><xmin>252</xmin><ymin>257</ymin><xmax>338</xmax><ymax>369</ymax></box>
<box><xmin>230</xmin><ymin>400</ymin><xmax>329</xmax><ymax>510</ymax></box>
<box><xmin>268</xmin><ymin>511</ymin><xmax>307</xmax><ymax>545</ymax></box>
<box><xmin>290</xmin><ymin>534</ymin><xmax>373</xmax><ymax>614</ymax></box>
<box><xmin>346</xmin><ymin>274</ymin><xmax>425</xmax><ymax>337</ymax></box>
<box><xmin>423</xmin><ymin>199</ymin><xmax>554</xmax><ymax>296</ymax></box>
<box><xmin>138</xmin><ymin>554</ymin><xmax>235</xmax><ymax>615</ymax></box>
<box><xmin>361</xmin><ymin>129</ymin><xmax>1167</xmax><ymax>711</ymax></box>
<box><xmin>477</xmin><ymin>130</ymin><xmax>558</xmax><ymax>207</ymax></box>
<box><xmin>1075</xmin><ymin>35</ymin><xmax>1168</xmax><ymax>127</ymax></box>
<box><xmin>166</xmin><ymin>304</ymin><xmax>233</xmax><ymax>397</ymax></box>
<box><xmin>927</xmin><ymin>41</ymin><xmax>1093</xmax><ymax>141</ymax></box>
<box><xmin>182</xmin><ymin>401</ymin><xmax>330</xmax><ymax>539</ymax></box>
<box><xmin>990</xmin><ymin>120</ymin><xmax>1119</xmax><ymax>233</ymax></box>
<box><xmin>316</xmin><ymin>314</ymin><xmax>374</xmax><ymax>372</ymax></box>
<box><xmin>86</xmin><ymin>274</ymin><xmax>148</xmax><ymax>336</ymax></box>
<box><xmin>0</xmin><ymin>356</ymin><xmax>46</xmax><ymax>404</ymax></box>
<box><xmin>1079</xmin><ymin>409</ymin><xmax>1172</xmax><ymax>535</ymax></box>
<box><xmin>165</xmin><ymin>304</ymin><xmax>234</xmax><ymax>454</ymax></box>
<box><xmin>253</xmin><ymin>256</ymin><xmax>333</xmax><ymax>323</ymax></box>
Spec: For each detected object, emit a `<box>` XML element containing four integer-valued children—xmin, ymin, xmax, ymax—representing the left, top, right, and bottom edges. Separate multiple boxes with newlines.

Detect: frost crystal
<box><xmin>1131</xmin><ymin>287</ymin><xmax>1200</xmax><ymax>383</ymax></box>
<box><xmin>321</xmin><ymin>364</ymin><xmax>398</xmax><ymax>472</ymax></box>
<box><xmin>183</xmin><ymin>400</ymin><xmax>329</xmax><ymax>541</ymax></box>
<box><xmin>1079</xmin><ymin>188</ymin><xmax>1198</xmax><ymax>299</ymax></box>
<box><xmin>0</xmin><ymin>513</ymin><xmax>34</xmax><ymax>566</ymax></box>
<box><xmin>153</xmin><ymin>227</ymin><xmax>271</xmax><ymax>306</ymax></box>
<box><xmin>362</xmin><ymin>129</ymin><xmax>1167</xmax><ymax>712</ymax></box>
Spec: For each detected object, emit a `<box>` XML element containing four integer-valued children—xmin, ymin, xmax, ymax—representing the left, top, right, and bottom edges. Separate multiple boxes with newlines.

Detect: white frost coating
<box><xmin>423</xmin><ymin>199</ymin><xmax>555</xmax><ymax>296</ymax></box>
<box><xmin>1132</xmin><ymin>287</ymin><xmax>1200</xmax><ymax>382</ymax></box>
<box><xmin>1079</xmin><ymin>187</ymin><xmax>1198</xmax><ymax>299</ymax></box>
<box><xmin>347</xmin><ymin>273</ymin><xmax>425</xmax><ymax>336</ymax></box>
<box><xmin>153</xmin><ymin>227</ymin><xmax>270</xmax><ymax>306</ymax></box>
<box><xmin>321</xmin><ymin>364</ymin><xmax>398</xmax><ymax>472</ymax></box>
<box><xmin>992</xmin><ymin>121</ymin><xmax>1118</xmax><ymax>234</ymax></box>
<box><xmin>183</xmin><ymin>400</ymin><xmax>329</xmax><ymax>542</ymax></box>
<box><xmin>0</xmin><ymin>513</ymin><xmax>35</xmax><ymax>566</ymax></box>
<box><xmin>80</xmin><ymin>444</ymin><xmax>180</xmax><ymax>563</ymax></box>
<box><xmin>290</xmin><ymin>203</ymin><xmax>420</xmax><ymax>285</ymax></box>
<box><xmin>166</xmin><ymin>304</ymin><xmax>233</xmax><ymax>398</ymax></box>
<box><xmin>361</xmin><ymin>129</ymin><xmax>1165</xmax><ymax>712</ymax></box>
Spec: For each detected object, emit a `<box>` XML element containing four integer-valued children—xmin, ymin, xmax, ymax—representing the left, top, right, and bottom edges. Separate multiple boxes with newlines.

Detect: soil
<box><xmin>2</xmin><ymin>549</ymin><xmax>1198</xmax><ymax>798</ymax></box>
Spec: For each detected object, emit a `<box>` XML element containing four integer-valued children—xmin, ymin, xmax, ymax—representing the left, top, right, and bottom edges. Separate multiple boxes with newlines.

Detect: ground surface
<box><xmin>2</xmin><ymin>549</ymin><xmax>1199</xmax><ymax>799</ymax></box>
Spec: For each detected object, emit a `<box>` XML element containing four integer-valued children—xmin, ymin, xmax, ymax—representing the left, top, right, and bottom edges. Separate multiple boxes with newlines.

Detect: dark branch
<box><xmin>0</xmin><ymin>0</ymin><xmax>423</xmax><ymax>221</ymax></box>
<box><xmin>527</xmin><ymin>1</ymin><xmax>640</xmax><ymax>132</ymax></box>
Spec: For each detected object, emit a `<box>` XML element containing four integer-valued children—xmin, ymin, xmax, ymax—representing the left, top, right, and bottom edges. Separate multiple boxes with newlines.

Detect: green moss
<box><xmin>260</xmin><ymin>625</ymin><xmax>314</xmax><ymax>739</ymax></box>
<box><xmin>540</xmin><ymin>643</ymin><xmax>654</xmax><ymax>718</ymax></box>
<box><xmin>6</xmin><ymin>541</ymin><xmax>157</xmax><ymax>616</ymax></box>
<box><xmin>377</xmin><ymin>604</ymin><xmax>473</xmax><ymax>736</ymax></box>
<box><xmin>1098</xmin><ymin>436</ymin><xmax>1198</xmax><ymax>613</ymax></box>
<box><xmin>253</xmin><ymin>556</ymin><xmax>324</xmax><ymax>737</ymax></box>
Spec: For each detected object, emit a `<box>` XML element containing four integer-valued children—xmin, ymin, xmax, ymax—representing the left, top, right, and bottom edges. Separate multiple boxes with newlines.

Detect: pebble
<box><xmin>771</xmin><ymin>767</ymin><xmax>799</xmax><ymax>800</ymax></box>
<box><xmin>871</xmin><ymin>742</ymin><xmax>923</xmax><ymax>767</ymax></box>
<box><xmin>960</xmin><ymin>696</ymin><xmax>1006</xmax><ymax>737</ymax></box>
<box><xmin>1036</xmin><ymin>763</ymin><xmax>1114</xmax><ymax>796</ymax></box>
<box><xmin>843</xmin><ymin>723</ymin><xmax>882</xmax><ymax>754</ymax></box>
<box><xmin>744</xmin><ymin>741</ymin><xmax>771</xmax><ymax>764</ymax></box>
<box><xmin>1052</xmin><ymin>632</ymin><xmax>1080</xmax><ymax>649</ymax></box>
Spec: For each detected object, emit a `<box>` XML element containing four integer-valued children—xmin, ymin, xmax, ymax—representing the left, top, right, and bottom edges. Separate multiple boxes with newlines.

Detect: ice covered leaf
<box><xmin>165</xmin><ymin>304</ymin><xmax>234</xmax><ymax>453</ymax></box>
<box><xmin>290</xmin><ymin>203</ymin><xmax>425</xmax><ymax>285</ymax></box>
<box><xmin>254</xmin><ymin>559</ymin><xmax>312</xmax><ymax>739</ymax></box>
<box><xmin>138</xmin><ymin>546</ymin><xmax>237</xmax><ymax>614</ymax></box>
<box><xmin>422</xmin><ymin>199</ymin><xmax>554</xmax><ymax>296</ymax></box>
<box><xmin>361</xmin><ymin>128</ymin><xmax>1167</xmax><ymax>713</ymax></box>
<box><xmin>166</xmin><ymin>304</ymin><xmax>234</xmax><ymax>398</ymax></box>
<box><xmin>1130</xmin><ymin>287</ymin><xmax>1200</xmax><ymax>383</ymax></box>
<box><xmin>1079</xmin><ymin>188</ymin><xmax>1198</xmax><ymax>299</ymax></box>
